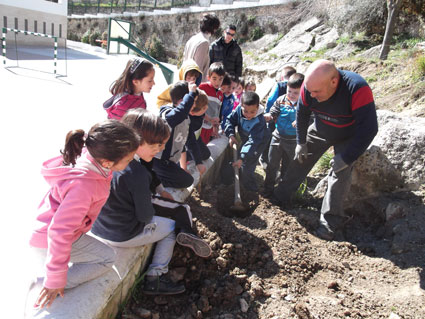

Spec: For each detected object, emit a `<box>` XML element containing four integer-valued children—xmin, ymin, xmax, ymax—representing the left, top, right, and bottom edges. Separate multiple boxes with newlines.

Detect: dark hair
<box><xmin>221</xmin><ymin>73</ymin><xmax>231</xmax><ymax>86</ymax></box>
<box><xmin>236</xmin><ymin>76</ymin><xmax>245</xmax><ymax>87</ymax></box>
<box><xmin>191</xmin><ymin>90</ymin><xmax>209</xmax><ymax>113</ymax></box>
<box><xmin>208</xmin><ymin>62</ymin><xmax>226</xmax><ymax>77</ymax></box>
<box><xmin>227</xmin><ymin>24</ymin><xmax>236</xmax><ymax>32</ymax></box>
<box><xmin>241</xmin><ymin>91</ymin><xmax>259</xmax><ymax>107</ymax></box>
<box><xmin>244</xmin><ymin>79</ymin><xmax>256</xmax><ymax>90</ymax></box>
<box><xmin>185</xmin><ymin>69</ymin><xmax>201</xmax><ymax>80</ymax></box>
<box><xmin>281</xmin><ymin>66</ymin><xmax>297</xmax><ymax>80</ymax></box>
<box><xmin>170</xmin><ymin>81</ymin><xmax>189</xmax><ymax>105</ymax></box>
<box><xmin>110</xmin><ymin>58</ymin><xmax>154</xmax><ymax>95</ymax></box>
<box><xmin>229</xmin><ymin>74</ymin><xmax>238</xmax><ymax>83</ymax></box>
<box><xmin>287</xmin><ymin>73</ymin><xmax>304</xmax><ymax>89</ymax></box>
<box><xmin>121</xmin><ymin>108</ymin><xmax>170</xmax><ymax>145</ymax></box>
<box><xmin>61</xmin><ymin>120</ymin><xmax>140</xmax><ymax>166</ymax></box>
<box><xmin>200</xmin><ymin>13</ymin><xmax>220</xmax><ymax>34</ymax></box>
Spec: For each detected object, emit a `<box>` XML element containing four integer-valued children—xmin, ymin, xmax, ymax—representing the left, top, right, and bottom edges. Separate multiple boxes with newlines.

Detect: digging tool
<box><xmin>229</xmin><ymin>143</ymin><xmax>248</xmax><ymax>216</ymax></box>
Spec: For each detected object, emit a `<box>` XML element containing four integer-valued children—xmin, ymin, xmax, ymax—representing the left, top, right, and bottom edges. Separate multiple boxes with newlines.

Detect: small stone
<box><xmin>389</xmin><ymin>313</ymin><xmax>401</xmax><ymax>319</ymax></box>
<box><xmin>152</xmin><ymin>313</ymin><xmax>160</xmax><ymax>319</ymax></box>
<box><xmin>235</xmin><ymin>243</ymin><xmax>243</xmax><ymax>249</ymax></box>
<box><xmin>284</xmin><ymin>294</ymin><xmax>294</xmax><ymax>301</ymax></box>
<box><xmin>154</xmin><ymin>296</ymin><xmax>168</xmax><ymax>305</ymax></box>
<box><xmin>216</xmin><ymin>257</ymin><xmax>228</xmax><ymax>268</ymax></box>
<box><xmin>131</xmin><ymin>305</ymin><xmax>152</xmax><ymax>318</ymax></box>
<box><xmin>337</xmin><ymin>294</ymin><xmax>345</xmax><ymax>299</ymax></box>
<box><xmin>169</xmin><ymin>267</ymin><xmax>187</xmax><ymax>282</ymax></box>
<box><xmin>239</xmin><ymin>298</ymin><xmax>249</xmax><ymax>313</ymax></box>
<box><xmin>328</xmin><ymin>281</ymin><xmax>340</xmax><ymax>291</ymax></box>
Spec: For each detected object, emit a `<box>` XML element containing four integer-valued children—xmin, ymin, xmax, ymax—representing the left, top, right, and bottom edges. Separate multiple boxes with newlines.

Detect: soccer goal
<box><xmin>2</xmin><ymin>27</ymin><xmax>67</xmax><ymax>76</ymax></box>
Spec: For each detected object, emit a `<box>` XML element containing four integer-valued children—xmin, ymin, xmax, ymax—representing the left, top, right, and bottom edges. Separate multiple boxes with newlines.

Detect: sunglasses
<box><xmin>226</xmin><ymin>31</ymin><xmax>236</xmax><ymax>37</ymax></box>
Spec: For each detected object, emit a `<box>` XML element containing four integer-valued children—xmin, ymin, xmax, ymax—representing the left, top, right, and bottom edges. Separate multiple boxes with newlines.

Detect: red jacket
<box><xmin>103</xmin><ymin>93</ymin><xmax>147</xmax><ymax>120</ymax></box>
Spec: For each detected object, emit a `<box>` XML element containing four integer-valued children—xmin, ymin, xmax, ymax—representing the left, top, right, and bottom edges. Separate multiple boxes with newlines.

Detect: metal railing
<box><xmin>68</xmin><ymin>0</ymin><xmax>198</xmax><ymax>15</ymax></box>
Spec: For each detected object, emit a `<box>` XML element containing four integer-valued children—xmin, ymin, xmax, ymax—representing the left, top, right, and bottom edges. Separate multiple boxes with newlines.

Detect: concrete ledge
<box><xmin>27</xmin><ymin>134</ymin><xmax>229</xmax><ymax>319</ymax></box>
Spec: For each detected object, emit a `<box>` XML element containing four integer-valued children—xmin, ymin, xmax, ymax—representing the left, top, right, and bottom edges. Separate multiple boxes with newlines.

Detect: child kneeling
<box><xmin>91</xmin><ymin>108</ymin><xmax>211</xmax><ymax>296</ymax></box>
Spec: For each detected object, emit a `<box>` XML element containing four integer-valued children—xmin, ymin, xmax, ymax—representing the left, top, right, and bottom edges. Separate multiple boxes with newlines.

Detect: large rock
<box><xmin>312</xmin><ymin>110</ymin><xmax>425</xmax><ymax>204</ymax></box>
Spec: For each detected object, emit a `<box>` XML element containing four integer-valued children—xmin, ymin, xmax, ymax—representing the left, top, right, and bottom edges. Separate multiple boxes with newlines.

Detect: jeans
<box><xmin>153</xmin><ymin>158</ymin><xmax>194</xmax><ymax>188</ymax></box>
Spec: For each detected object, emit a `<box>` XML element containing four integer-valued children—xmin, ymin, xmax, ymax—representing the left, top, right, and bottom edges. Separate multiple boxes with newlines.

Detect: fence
<box><xmin>68</xmin><ymin>0</ymin><xmax>198</xmax><ymax>15</ymax></box>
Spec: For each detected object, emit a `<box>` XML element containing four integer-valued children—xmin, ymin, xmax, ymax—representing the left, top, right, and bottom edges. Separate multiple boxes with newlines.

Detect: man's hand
<box><xmin>291</xmin><ymin>120</ymin><xmax>297</xmax><ymax>128</ymax></box>
<box><xmin>229</xmin><ymin>136</ymin><xmax>238</xmax><ymax>147</ymax></box>
<box><xmin>232</xmin><ymin>159</ymin><xmax>243</xmax><ymax>169</ymax></box>
<box><xmin>294</xmin><ymin>143</ymin><xmax>308</xmax><ymax>163</ymax></box>
<box><xmin>264</xmin><ymin>113</ymin><xmax>273</xmax><ymax>122</ymax></box>
<box><xmin>330</xmin><ymin>154</ymin><xmax>348</xmax><ymax>173</ymax></box>
<box><xmin>197</xmin><ymin>163</ymin><xmax>206</xmax><ymax>176</ymax></box>
<box><xmin>35</xmin><ymin>287</ymin><xmax>65</xmax><ymax>309</ymax></box>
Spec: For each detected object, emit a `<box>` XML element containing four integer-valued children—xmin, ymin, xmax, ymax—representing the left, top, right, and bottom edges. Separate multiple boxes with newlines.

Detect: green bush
<box><xmin>311</xmin><ymin>150</ymin><xmax>333</xmax><ymax>174</ymax></box>
<box><xmin>81</xmin><ymin>30</ymin><xmax>91</xmax><ymax>44</ymax></box>
<box><xmin>89</xmin><ymin>31</ymin><xmax>101</xmax><ymax>46</ymax></box>
<box><xmin>250</xmin><ymin>26</ymin><xmax>264</xmax><ymax>41</ymax></box>
<box><xmin>414</xmin><ymin>53</ymin><xmax>425</xmax><ymax>79</ymax></box>
<box><xmin>145</xmin><ymin>33</ymin><xmax>166</xmax><ymax>61</ymax></box>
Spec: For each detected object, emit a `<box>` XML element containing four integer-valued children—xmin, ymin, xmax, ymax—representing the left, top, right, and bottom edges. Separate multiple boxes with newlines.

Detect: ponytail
<box><xmin>61</xmin><ymin>120</ymin><xmax>140</xmax><ymax>166</ymax></box>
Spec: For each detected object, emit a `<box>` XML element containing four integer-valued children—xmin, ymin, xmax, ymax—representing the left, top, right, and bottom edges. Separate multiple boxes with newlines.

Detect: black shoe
<box><xmin>176</xmin><ymin>232</ymin><xmax>212</xmax><ymax>258</ymax></box>
<box><xmin>142</xmin><ymin>275</ymin><xmax>186</xmax><ymax>295</ymax></box>
<box><xmin>315</xmin><ymin>222</ymin><xmax>335</xmax><ymax>241</ymax></box>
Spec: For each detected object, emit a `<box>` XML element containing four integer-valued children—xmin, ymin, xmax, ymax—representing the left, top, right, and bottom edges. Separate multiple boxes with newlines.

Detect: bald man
<box><xmin>272</xmin><ymin>59</ymin><xmax>378</xmax><ymax>240</ymax></box>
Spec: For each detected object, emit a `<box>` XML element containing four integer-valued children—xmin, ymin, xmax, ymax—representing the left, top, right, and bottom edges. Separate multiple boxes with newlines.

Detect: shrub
<box><xmin>89</xmin><ymin>31</ymin><xmax>101</xmax><ymax>46</ymax></box>
<box><xmin>413</xmin><ymin>53</ymin><xmax>425</xmax><ymax>80</ymax></box>
<box><xmin>250</xmin><ymin>26</ymin><xmax>264</xmax><ymax>41</ymax></box>
<box><xmin>145</xmin><ymin>33</ymin><xmax>166</xmax><ymax>61</ymax></box>
<box><xmin>81</xmin><ymin>29</ymin><xmax>91</xmax><ymax>44</ymax></box>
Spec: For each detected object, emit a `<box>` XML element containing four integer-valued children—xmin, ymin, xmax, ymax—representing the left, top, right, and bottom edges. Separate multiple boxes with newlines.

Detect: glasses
<box><xmin>226</xmin><ymin>31</ymin><xmax>236</xmax><ymax>37</ymax></box>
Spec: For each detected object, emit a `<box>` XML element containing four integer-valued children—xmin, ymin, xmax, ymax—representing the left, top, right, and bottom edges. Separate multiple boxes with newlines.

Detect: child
<box><xmin>91</xmin><ymin>109</ymin><xmax>211</xmax><ymax>296</ymax></box>
<box><xmin>260</xmin><ymin>66</ymin><xmax>297</xmax><ymax>169</ymax></box>
<box><xmin>153</xmin><ymin>81</ymin><xmax>209</xmax><ymax>188</ymax></box>
<box><xmin>103</xmin><ymin>57</ymin><xmax>155</xmax><ymax>120</ymax></box>
<box><xmin>263</xmin><ymin>73</ymin><xmax>304</xmax><ymax>197</ymax></box>
<box><xmin>244</xmin><ymin>79</ymin><xmax>257</xmax><ymax>92</ymax></box>
<box><xmin>156</xmin><ymin>59</ymin><xmax>202</xmax><ymax>108</ymax></box>
<box><xmin>29</xmin><ymin>120</ymin><xmax>140</xmax><ymax>309</ymax></box>
<box><xmin>220</xmin><ymin>73</ymin><xmax>236</xmax><ymax>131</ymax></box>
<box><xmin>225</xmin><ymin>91</ymin><xmax>270</xmax><ymax>192</ymax></box>
<box><xmin>233</xmin><ymin>76</ymin><xmax>244</xmax><ymax>110</ymax></box>
<box><xmin>199</xmin><ymin>62</ymin><xmax>225</xmax><ymax>144</ymax></box>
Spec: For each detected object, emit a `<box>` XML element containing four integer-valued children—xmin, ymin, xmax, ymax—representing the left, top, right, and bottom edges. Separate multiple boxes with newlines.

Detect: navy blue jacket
<box><xmin>297</xmin><ymin>70</ymin><xmax>378</xmax><ymax>164</ymax></box>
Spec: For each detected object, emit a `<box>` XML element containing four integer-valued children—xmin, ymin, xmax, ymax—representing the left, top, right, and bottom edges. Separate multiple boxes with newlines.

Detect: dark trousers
<box><xmin>260</xmin><ymin>122</ymin><xmax>275</xmax><ymax>164</ymax></box>
<box><xmin>152</xmin><ymin>158</ymin><xmax>193</xmax><ymax>188</ymax></box>
<box><xmin>152</xmin><ymin>196</ymin><xmax>194</xmax><ymax>235</ymax></box>
<box><xmin>273</xmin><ymin>124</ymin><xmax>353</xmax><ymax>220</ymax></box>
<box><xmin>187</xmin><ymin>138</ymin><xmax>211</xmax><ymax>162</ymax></box>
<box><xmin>264</xmin><ymin>134</ymin><xmax>296</xmax><ymax>192</ymax></box>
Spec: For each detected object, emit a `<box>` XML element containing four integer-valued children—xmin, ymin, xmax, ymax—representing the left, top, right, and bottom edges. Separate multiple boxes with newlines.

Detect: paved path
<box><xmin>0</xmin><ymin>41</ymin><xmax>175</xmax><ymax>316</ymax></box>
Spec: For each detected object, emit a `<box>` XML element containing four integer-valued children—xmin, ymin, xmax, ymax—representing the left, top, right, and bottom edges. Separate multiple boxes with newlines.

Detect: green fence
<box><xmin>68</xmin><ymin>0</ymin><xmax>198</xmax><ymax>15</ymax></box>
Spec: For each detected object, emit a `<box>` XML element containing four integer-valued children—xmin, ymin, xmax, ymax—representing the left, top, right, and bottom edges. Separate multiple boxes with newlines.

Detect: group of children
<box><xmin>28</xmin><ymin>56</ymin><xmax>304</xmax><ymax>312</ymax></box>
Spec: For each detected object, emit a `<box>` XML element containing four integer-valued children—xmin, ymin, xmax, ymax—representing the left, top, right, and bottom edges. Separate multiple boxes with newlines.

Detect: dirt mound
<box><xmin>122</xmin><ymin>181</ymin><xmax>425</xmax><ymax>319</ymax></box>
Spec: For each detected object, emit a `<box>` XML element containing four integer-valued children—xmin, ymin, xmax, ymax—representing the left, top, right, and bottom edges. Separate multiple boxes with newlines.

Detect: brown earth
<box><xmin>121</xmin><ymin>171</ymin><xmax>425</xmax><ymax>319</ymax></box>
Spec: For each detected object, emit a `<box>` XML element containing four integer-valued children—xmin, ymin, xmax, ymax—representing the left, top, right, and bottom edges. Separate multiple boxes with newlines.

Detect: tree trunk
<box><xmin>379</xmin><ymin>0</ymin><xmax>403</xmax><ymax>60</ymax></box>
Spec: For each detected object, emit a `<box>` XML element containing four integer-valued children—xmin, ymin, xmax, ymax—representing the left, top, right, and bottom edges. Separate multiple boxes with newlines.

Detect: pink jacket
<box><xmin>29</xmin><ymin>149</ymin><xmax>112</xmax><ymax>289</ymax></box>
<box><xmin>103</xmin><ymin>93</ymin><xmax>147</xmax><ymax>120</ymax></box>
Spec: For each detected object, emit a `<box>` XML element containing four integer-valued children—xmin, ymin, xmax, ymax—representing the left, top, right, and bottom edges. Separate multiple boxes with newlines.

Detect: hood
<box><xmin>103</xmin><ymin>92</ymin><xmax>129</xmax><ymax>110</ymax></box>
<box><xmin>41</xmin><ymin>149</ymin><xmax>111</xmax><ymax>187</ymax></box>
<box><xmin>179</xmin><ymin>59</ymin><xmax>202</xmax><ymax>86</ymax></box>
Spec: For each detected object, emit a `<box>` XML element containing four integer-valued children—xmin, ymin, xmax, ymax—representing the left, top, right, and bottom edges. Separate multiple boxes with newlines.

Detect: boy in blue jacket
<box><xmin>263</xmin><ymin>73</ymin><xmax>304</xmax><ymax>196</ymax></box>
<box><xmin>224</xmin><ymin>91</ymin><xmax>270</xmax><ymax>192</ymax></box>
<box><xmin>153</xmin><ymin>81</ymin><xmax>209</xmax><ymax>188</ymax></box>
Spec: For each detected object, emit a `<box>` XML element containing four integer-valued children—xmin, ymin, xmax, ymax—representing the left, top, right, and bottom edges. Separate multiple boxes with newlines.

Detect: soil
<box><xmin>121</xmin><ymin>172</ymin><xmax>425</xmax><ymax>319</ymax></box>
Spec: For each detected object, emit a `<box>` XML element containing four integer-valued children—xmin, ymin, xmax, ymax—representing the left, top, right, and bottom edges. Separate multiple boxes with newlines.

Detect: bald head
<box><xmin>305</xmin><ymin>59</ymin><xmax>339</xmax><ymax>102</ymax></box>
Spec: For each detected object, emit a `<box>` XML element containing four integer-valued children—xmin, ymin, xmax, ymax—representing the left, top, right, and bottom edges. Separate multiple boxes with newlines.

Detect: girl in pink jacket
<box><xmin>29</xmin><ymin>120</ymin><xmax>139</xmax><ymax>309</ymax></box>
<box><xmin>103</xmin><ymin>58</ymin><xmax>155</xmax><ymax>120</ymax></box>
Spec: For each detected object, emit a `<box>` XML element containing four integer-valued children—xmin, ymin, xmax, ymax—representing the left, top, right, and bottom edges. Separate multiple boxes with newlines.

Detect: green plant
<box><xmin>247</xmin><ymin>15</ymin><xmax>256</xmax><ymax>26</ymax></box>
<box><xmin>89</xmin><ymin>31</ymin><xmax>101</xmax><ymax>46</ymax></box>
<box><xmin>311</xmin><ymin>151</ymin><xmax>333</xmax><ymax>174</ymax></box>
<box><xmin>413</xmin><ymin>53</ymin><xmax>425</xmax><ymax>79</ymax></box>
<box><xmin>295</xmin><ymin>178</ymin><xmax>308</xmax><ymax>199</ymax></box>
<box><xmin>81</xmin><ymin>29</ymin><xmax>91</xmax><ymax>44</ymax></box>
<box><xmin>145</xmin><ymin>33</ymin><xmax>166</xmax><ymax>61</ymax></box>
<box><xmin>250</xmin><ymin>26</ymin><xmax>264</xmax><ymax>41</ymax></box>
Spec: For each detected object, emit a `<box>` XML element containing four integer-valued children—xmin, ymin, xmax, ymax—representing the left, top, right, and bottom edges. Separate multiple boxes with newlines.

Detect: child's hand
<box><xmin>232</xmin><ymin>159</ymin><xmax>243</xmax><ymax>169</ymax></box>
<box><xmin>204</xmin><ymin>114</ymin><xmax>211</xmax><ymax>123</ymax></box>
<box><xmin>197</xmin><ymin>163</ymin><xmax>206</xmax><ymax>176</ymax></box>
<box><xmin>212</xmin><ymin>124</ymin><xmax>219</xmax><ymax>137</ymax></box>
<box><xmin>34</xmin><ymin>287</ymin><xmax>65</xmax><ymax>309</ymax></box>
<box><xmin>264</xmin><ymin>113</ymin><xmax>273</xmax><ymax>122</ymax></box>
<box><xmin>189</xmin><ymin>82</ymin><xmax>197</xmax><ymax>93</ymax></box>
<box><xmin>211</xmin><ymin>117</ymin><xmax>220</xmax><ymax>125</ymax></box>
<box><xmin>160</xmin><ymin>190</ymin><xmax>174</xmax><ymax>201</ymax></box>
<box><xmin>229</xmin><ymin>136</ymin><xmax>238</xmax><ymax>147</ymax></box>
<box><xmin>292</xmin><ymin>120</ymin><xmax>297</xmax><ymax>128</ymax></box>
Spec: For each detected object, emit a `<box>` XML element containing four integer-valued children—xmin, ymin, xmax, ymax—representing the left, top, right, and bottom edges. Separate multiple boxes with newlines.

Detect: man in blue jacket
<box><xmin>273</xmin><ymin>59</ymin><xmax>378</xmax><ymax>240</ymax></box>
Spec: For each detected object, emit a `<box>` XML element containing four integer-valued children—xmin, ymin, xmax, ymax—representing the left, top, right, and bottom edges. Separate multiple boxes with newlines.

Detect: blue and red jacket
<box><xmin>297</xmin><ymin>70</ymin><xmax>378</xmax><ymax>165</ymax></box>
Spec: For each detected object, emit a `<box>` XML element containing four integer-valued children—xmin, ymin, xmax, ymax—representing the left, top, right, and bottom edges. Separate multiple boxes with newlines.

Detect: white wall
<box><xmin>0</xmin><ymin>0</ymin><xmax>67</xmax><ymax>16</ymax></box>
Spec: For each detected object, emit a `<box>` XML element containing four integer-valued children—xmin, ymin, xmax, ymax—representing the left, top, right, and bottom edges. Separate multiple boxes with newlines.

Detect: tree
<box><xmin>379</xmin><ymin>0</ymin><xmax>403</xmax><ymax>60</ymax></box>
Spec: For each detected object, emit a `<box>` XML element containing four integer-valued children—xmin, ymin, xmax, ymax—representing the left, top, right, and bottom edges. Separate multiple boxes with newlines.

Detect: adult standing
<box><xmin>273</xmin><ymin>59</ymin><xmax>378</xmax><ymax>240</ymax></box>
<box><xmin>183</xmin><ymin>13</ymin><xmax>220</xmax><ymax>83</ymax></box>
<box><xmin>209</xmin><ymin>25</ymin><xmax>243</xmax><ymax>78</ymax></box>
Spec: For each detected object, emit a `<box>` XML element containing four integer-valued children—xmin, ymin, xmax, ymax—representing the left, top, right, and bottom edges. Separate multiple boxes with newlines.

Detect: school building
<box><xmin>0</xmin><ymin>0</ymin><xmax>68</xmax><ymax>44</ymax></box>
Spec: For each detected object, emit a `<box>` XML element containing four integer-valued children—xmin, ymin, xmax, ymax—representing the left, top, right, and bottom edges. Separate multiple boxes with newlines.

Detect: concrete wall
<box><xmin>1</xmin><ymin>1</ymin><xmax>67</xmax><ymax>45</ymax></box>
<box><xmin>67</xmin><ymin>3</ymin><xmax>294</xmax><ymax>59</ymax></box>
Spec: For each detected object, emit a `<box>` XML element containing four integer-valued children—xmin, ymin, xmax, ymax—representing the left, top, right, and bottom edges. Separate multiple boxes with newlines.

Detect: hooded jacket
<box><xmin>224</xmin><ymin>104</ymin><xmax>269</xmax><ymax>160</ymax></box>
<box><xmin>156</xmin><ymin>59</ymin><xmax>202</xmax><ymax>108</ymax></box>
<box><xmin>29</xmin><ymin>149</ymin><xmax>112</xmax><ymax>289</ymax></box>
<box><xmin>103</xmin><ymin>93</ymin><xmax>147</xmax><ymax>120</ymax></box>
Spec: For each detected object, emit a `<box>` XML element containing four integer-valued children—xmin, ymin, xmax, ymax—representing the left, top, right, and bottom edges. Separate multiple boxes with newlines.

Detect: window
<box><xmin>51</xmin><ymin>23</ymin><xmax>54</xmax><ymax>36</ymax></box>
<box><xmin>59</xmin><ymin>24</ymin><xmax>62</xmax><ymax>38</ymax></box>
<box><xmin>25</xmin><ymin>19</ymin><xmax>28</xmax><ymax>32</ymax></box>
<box><xmin>14</xmin><ymin>17</ymin><xmax>18</xmax><ymax>29</ymax></box>
<box><xmin>43</xmin><ymin>22</ymin><xmax>46</xmax><ymax>34</ymax></box>
<box><xmin>3</xmin><ymin>16</ymin><xmax>6</xmax><ymax>28</ymax></box>
<box><xmin>34</xmin><ymin>21</ymin><xmax>37</xmax><ymax>33</ymax></box>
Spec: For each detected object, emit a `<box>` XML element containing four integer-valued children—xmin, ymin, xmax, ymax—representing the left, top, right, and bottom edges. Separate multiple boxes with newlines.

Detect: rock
<box><xmin>294</xmin><ymin>302</ymin><xmax>311</xmax><ymax>319</ymax></box>
<box><xmin>154</xmin><ymin>296</ymin><xmax>168</xmax><ymax>305</ymax></box>
<box><xmin>169</xmin><ymin>267</ymin><xmax>187</xmax><ymax>282</ymax></box>
<box><xmin>356</xmin><ymin>45</ymin><xmax>381</xmax><ymax>59</ymax></box>
<box><xmin>131</xmin><ymin>305</ymin><xmax>152</xmax><ymax>318</ymax></box>
<box><xmin>385</xmin><ymin>202</ymin><xmax>406</xmax><ymax>221</ymax></box>
<box><xmin>216</xmin><ymin>256</ymin><xmax>228</xmax><ymax>268</ymax></box>
<box><xmin>197</xmin><ymin>296</ymin><xmax>210</xmax><ymax>313</ymax></box>
<box><xmin>389</xmin><ymin>312</ymin><xmax>401</xmax><ymax>319</ymax></box>
<box><xmin>152</xmin><ymin>313</ymin><xmax>160</xmax><ymax>319</ymax></box>
<box><xmin>328</xmin><ymin>281</ymin><xmax>340</xmax><ymax>291</ymax></box>
<box><xmin>239</xmin><ymin>298</ymin><xmax>249</xmax><ymax>313</ymax></box>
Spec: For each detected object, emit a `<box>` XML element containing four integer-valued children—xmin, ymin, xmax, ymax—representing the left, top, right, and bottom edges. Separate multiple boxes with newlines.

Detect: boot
<box><xmin>142</xmin><ymin>274</ymin><xmax>185</xmax><ymax>295</ymax></box>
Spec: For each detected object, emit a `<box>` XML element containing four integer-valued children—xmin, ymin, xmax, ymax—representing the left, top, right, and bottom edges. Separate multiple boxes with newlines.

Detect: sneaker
<box><xmin>142</xmin><ymin>275</ymin><xmax>185</xmax><ymax>295</ymax></box>
<box><xmin>315</xmin><ymin>222</ymin><xmax>335</xmax><ymax>241</ymax></box>
<box><xmin>176</xmin><ymin>232</ymin><xmax>212</xmax><ymax>258</ymax></box>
